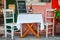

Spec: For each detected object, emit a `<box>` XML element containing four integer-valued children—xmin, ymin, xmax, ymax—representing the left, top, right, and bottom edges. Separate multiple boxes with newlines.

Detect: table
<box><xmin>17</xmin><ymin>14</ymin><xmax>44</xmax><ymax>37</ymax></box>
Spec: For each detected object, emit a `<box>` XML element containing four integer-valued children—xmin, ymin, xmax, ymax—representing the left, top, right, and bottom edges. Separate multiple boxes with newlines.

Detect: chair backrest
<box><xmin>45</xmin><ymin>8</ymin><xmax>55</xmax><ymax>23</ymax></box>
<box><xmin>3</xmin><ymin>9</ymin><xmax>14</xmax><ymax>24</ymax></box>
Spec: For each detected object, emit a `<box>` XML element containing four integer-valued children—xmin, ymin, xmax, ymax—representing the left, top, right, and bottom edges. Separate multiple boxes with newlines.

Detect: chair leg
<box><xmin>52</xmin><ymin>25</ymin><xmax>54</xmax><ymax>37</ymax></box>
<box><xmin>37</xmin><ymin>23</ymin><xmax>40</xmax><ymax>36</ymax></box>
<box><xmin>11</xmin><ymin>26</ymin><xmax>14</xmax><ymax>40</ymax></box>
<box><xmin>20</xmin><ymin>23</ymin><xmax>22</xmax><ymax>37</ymax></box>
<box><xmin>5</xmin><ymin>26</ymin><xmax>7</xmax><ymax>37</ymax></box>
<box><xmin>5</xmin><ymin>30</ymin><xmax>7</xmax><ymax>37</ymax></box>
<box><xmin>46</xmin><ymin>24</ymin><xmax>48</xmax><ymax>38</ymax></box>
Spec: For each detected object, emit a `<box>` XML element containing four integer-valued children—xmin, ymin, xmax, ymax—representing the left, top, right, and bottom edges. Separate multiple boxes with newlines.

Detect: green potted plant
<box><xmin>54</xmin><ymin>9</ymin><xmax>60</xmax><ymax>22</ymax></box>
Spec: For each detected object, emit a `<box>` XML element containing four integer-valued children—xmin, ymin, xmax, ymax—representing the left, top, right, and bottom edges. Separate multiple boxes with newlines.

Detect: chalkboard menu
<box><xmin>18</xmin><ymin>1</ymin><xmax>26</xmax><ymax>13</ymax></box>
<box><xmin>41</xmin><ymin>0</ymin><xmax>51</xmax><ymax>2</ymax></box>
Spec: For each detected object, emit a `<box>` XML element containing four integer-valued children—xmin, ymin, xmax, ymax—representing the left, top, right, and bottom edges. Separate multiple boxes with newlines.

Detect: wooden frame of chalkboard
<box><xmin>16</xmin><ymin>0</ymin><xmax>27</xmax><ymax>14</ymax></box>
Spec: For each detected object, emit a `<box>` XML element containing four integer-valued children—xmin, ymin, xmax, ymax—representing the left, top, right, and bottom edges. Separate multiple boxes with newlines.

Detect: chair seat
<box><xmin>44</xmin><ymin>22</ymin><xmax>53</xmax><ymax>26</ymax></box>
<box><xmin>6</xmin><ymin>23</ymin><xmax>17</xmax><ymax>26</ymax></box>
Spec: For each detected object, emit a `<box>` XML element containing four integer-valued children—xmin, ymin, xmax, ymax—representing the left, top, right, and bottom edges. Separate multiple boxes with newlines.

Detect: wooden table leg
<box><xmin>21</xmin><ymin>23</ymin><xmax>39</xmax><ymax>38</ymax></box>
<box><xmin>21</xmin><ymin>24</ymin><xmax>33</xmax><ymax>37</ymax></box>
<box><xmin>27</xmin><ymin>24</ymin><xmax>39</xmax><ymax>38</ymax></box>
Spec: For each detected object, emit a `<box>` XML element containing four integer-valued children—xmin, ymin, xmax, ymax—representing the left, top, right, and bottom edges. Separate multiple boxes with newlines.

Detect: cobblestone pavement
<box><xmin>0</xmin><ymin>35</ymin><xmax>60</xmax><ymax>40</ymax></box>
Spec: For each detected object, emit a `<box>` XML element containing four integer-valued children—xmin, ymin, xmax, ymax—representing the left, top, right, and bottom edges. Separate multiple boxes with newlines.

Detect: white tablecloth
<box><xmin>17</xmin><ymin>14</ymin><xmax>44</xmax><ymax>30</ymax></box>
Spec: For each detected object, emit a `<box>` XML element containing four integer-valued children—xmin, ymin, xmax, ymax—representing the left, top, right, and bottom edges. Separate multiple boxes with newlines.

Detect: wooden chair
<box><xmin>44</xmin><ymin>8</ymin><xmax>55</xmax><ymax>38</ymax></box>
<box><xmin>3</xmin><ymin>9</ymin><xmax>19</xmax><ymax>40</ymax></box>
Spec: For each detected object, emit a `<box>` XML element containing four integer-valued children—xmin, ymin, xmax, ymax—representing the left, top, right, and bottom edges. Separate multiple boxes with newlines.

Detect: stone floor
<box><xmin>0</xmin><ymin>35</ymin><xmax>60</xmax><ymax>40</ymax></box>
